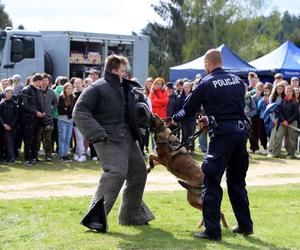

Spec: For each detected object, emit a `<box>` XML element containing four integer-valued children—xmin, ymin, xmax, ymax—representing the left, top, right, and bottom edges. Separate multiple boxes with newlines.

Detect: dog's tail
<box><xmin>178</xmin><ymin>180</ymin><xmax>203</xmax><ymax>195</ymax></box>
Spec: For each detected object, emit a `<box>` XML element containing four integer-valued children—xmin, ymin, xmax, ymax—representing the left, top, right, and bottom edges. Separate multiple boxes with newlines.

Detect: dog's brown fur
<box><xmin>148</xmin><ymin>114</ymin><xmax>228</xmax><ymax>228</ymax></box>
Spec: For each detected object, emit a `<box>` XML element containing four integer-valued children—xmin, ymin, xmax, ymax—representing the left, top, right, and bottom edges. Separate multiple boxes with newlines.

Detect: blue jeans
<box><xmin>58</xmin><ymin>120</ymin><xmax>73</xmax><ymax>157</ymax></box>
<box><xmin>198</xmin><ymin>128</ymin><xmax>208</xmax><ymax>153</ymax></box>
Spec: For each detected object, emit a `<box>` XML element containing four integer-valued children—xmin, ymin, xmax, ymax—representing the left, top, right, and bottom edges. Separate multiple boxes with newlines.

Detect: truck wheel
<box><xmin>44</xmin><ymin>51</ymin><xmax>53</xmax><ymax>75</ymax></box>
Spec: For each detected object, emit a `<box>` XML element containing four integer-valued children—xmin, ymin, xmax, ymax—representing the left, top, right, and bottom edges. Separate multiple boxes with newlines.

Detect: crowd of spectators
<box><xmin>141</xmin><ymin>72</ymin><xmax>300</xmax><ymax>159</ymax></box>
<box><xmin>0</xmin><ymin>70</ymin><xmax>100</xmax><ymax>165</ymax></box>
<box><xmin>1</xmin><ymin>70</ymin><xmax>299</xmax><ymax>165</ymax></box>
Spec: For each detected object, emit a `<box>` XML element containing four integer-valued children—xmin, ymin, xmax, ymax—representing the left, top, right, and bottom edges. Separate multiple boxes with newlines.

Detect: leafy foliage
<box><xmin>0</xmin><ymin>3</ymin><xmax>12</xmax><ymax>29</ymax></box>
<box><xmin>143</xmin><ymin>0</ymin><xmax>300</xmax><ymax>80</ymax></box>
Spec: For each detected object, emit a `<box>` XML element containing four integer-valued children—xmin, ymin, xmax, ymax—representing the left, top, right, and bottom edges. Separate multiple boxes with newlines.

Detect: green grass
<box><xmin>1</xmin><ymin>184</ymin><xmax>300</xmax><ymax>250</ymax></box>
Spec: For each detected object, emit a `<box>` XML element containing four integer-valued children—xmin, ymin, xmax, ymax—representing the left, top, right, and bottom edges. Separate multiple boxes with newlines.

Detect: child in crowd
<box><xmin>57</xmin><ymin>83</ymin><xmax>75</xmax><ymax>162</ymax></box>
<box><xmin>267</xmin><ymin>81</ymin><xmax>285</xmax><ymax>155</ymax></box>
<box><xmin>257</xmin><ymin>83</ymin><xmax>272</xmax><ymax>154</ymax></box>
<box><xmin>180</xmin><ymin>81</ymin><xmax>196</xmax><ymax>153</ymax></box>
<box><xmin>73</xmin><ymin>78</ymin><xmax>86</xmax><ymax>162</ymax></box>
<box><xmin>272</xmin><ymin>85</ymin><xmax>299</xmax><ymax>158</ymax></box>
<box><xmin>249</xmin><ymin>82</ymin><xmax>263</xmax><ymax>153</ymax></box>
<box><xmin>0</xmin><ymin>86</ymin><xmax>18</xmax><ymax>163</ymax></box>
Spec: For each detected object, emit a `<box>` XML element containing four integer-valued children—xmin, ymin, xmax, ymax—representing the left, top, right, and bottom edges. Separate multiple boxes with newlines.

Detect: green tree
<box><xmin>142</xmin><ymin>0</ymin><xmax>186</xmax><ymax>79</ymax></box>
<box><xmin>143</xmin><ymin>0</ymin><xmax>284</xmax><ymax>80</ymax></box>
<box><xmin>18</xmin><ymin>24</ymin><xmax>25</xmax><ymax>30</ymax></box>
<box><xmin>183</xmin><ymin>0</ymin><xmax>280</xmax><ymax>62</ymax></box>
<box><xmin>0</xmin><ymin>3</ymin><xmax>12</xmax><ymax>29</ymax></box>
<box><xmin>279</xmin><ymin>11</ymin><xmax>300</xmax><ymax>47</ymax></box>
<box><xmin>142</xmin><ymin>22</ymin><xmax>169</xmax><ymax>77</ymax></box>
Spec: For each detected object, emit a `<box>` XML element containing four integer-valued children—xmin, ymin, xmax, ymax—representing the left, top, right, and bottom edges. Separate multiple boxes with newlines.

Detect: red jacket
<box><xmin>149</xmin><ymin>88</ymin><xmax>169</xmax><ymax>119</ymax></box>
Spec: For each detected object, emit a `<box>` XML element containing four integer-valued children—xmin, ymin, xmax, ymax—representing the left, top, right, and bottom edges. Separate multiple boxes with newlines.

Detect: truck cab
<box><xmin>0</xmin><ymin>28</ymin><xmax>44</xmax><ymax>82</ymax></box>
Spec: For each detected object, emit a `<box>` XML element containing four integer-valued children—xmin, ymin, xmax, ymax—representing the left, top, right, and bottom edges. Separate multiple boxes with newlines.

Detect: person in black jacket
<box><xmin>18</xmin><ymin>73</ymin><xmax>45</xmax><ymax>165</ymax></box>
<box><xmin>166</xmin><ymin>82</ymin><xmax>178</xmax><ymax>118</ymax></box>
<box><xmin>0</xmin><ymin>86</ymin><xmax>18</xmax><ymax>163</ymax></box>
<box><xmin>73</xmin><ymin>55</ymin><xmax>154</xmax><ymax>231</ymax></box>
<box><xmin>272</xmin><ymin>85</ymin><xmax>299</xmax><ymax>158</ymax></box>
<box><xmin>36</xmin><ymin>73</ymin><xmax>57</xmax><ymax>161</ymax></box>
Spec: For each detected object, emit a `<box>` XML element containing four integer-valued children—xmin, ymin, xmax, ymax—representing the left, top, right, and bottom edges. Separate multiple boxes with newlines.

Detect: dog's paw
<box><xmin>197</xmin><ymin>219</ymin><xmax>204</xmax><ymax>228</ymax></box>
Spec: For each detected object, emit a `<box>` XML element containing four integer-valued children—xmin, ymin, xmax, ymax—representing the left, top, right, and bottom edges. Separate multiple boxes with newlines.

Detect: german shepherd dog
<box><xmin>148</xmin><ymin>114</ymin><xmax>228</xmax><ymax>228</ymax></box>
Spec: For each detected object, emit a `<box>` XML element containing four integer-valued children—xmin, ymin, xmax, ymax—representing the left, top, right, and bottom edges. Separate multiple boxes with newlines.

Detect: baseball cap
<box><xmin>166</xmin><ymin>82</ymin><xmax>174</xmax><ymax>89</ymax></box>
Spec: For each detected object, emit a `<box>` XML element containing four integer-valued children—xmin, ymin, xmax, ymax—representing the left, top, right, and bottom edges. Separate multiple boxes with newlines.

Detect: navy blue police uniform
<box><xmin>173</xmin><ymin>67</ymin><xmax>253</xmax><ymax>239</ymax></box>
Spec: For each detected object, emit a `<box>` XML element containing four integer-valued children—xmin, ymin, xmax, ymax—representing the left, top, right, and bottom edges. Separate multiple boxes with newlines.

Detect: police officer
<box><xmin>172</xmin><ymin>49</ymin><xmax>253</xmax><ymax>241</ymax></box>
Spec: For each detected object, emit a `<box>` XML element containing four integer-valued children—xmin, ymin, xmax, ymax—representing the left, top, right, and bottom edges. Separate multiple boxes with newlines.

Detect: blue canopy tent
<box><xmin>249</xmin><ymin>41</ymin><xmax>300</xmax><ymax>79</ymax></box>
<box><xmin>169</xmin><ymin>44</ymin><xmax>258</xmax><ymax>82</ymax></box>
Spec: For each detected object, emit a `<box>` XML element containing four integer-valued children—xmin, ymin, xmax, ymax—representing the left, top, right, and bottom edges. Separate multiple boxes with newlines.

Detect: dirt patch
<box><xmin>1</xmin><ymin>159</ymin><xmax>300</xmax><ymax>199</ymax></box>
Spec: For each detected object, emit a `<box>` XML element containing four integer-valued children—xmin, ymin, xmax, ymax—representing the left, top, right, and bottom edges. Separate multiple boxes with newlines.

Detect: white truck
<box><xmin>0</xmin><ymin>28</ymin><xmax>149</xmax><ymax>83</ymax></box>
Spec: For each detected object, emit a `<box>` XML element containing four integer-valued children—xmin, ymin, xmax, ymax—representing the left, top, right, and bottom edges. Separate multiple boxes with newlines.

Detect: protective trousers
<box><xmin>91</xmin><ymin>126</ymin><xmax>154</xmax><ymax>225</ymax></box>
<box><xmin>201</xmin><ymin>132</ymin><xmax>253</xmax><ymax>238</ymax></box>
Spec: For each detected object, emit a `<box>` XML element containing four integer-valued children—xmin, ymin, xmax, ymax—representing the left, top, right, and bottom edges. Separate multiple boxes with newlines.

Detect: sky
<box><xmin>1</xmin><ymin>0</ymin><xmax>300</xmax><ymax>36</ymax></box>
<box><xmin>1</xmin><ymin>0</ymin><xmax>161</xmax><ymax>35</ymax></box>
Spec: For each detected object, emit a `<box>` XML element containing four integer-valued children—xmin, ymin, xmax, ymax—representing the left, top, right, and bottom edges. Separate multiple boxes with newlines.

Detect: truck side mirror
<box><xmin>11</xmin><ymin>38</ymin><xmax>23</xmax><ymax>62</ymax></box>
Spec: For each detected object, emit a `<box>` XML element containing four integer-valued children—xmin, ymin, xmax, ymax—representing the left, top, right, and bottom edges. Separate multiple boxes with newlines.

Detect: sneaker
<box><xmin>63</xmin><ymin>156</ymin><xmax>72</xmax><ymax>163</ymax></box>
<box><xmin>74</xmin><ymin>153</ymin><xmax>79</xmax><ymax>161</ymax></box>
<box><xmin>262</xmin><ymin>149</ymin><xmax>269</xmax><ymax>155</ymax></box>
<box><xmin>25</xmin><ymin>160</ymin><xmax>33</xmax><ymax>166</ymax></box>
<box><xmin>92</xmin><ymin>156</ymin><xmax>98</xmax><ymax>161</ymax></box>
<box><xmin>6</xmin><ymin>159</ymin><xmax>15</xmax><ymax>164</ymax></box>
<box><xmin>286</xmin><ymin>155</ymin><xmax>295</xmax><ymax>159</ymax></box>
<box><xmin>46</xmin><ymin>156</ymin><xmax>52</xmax><ymax>162</ymax></box>
<box><xmin>78</xmin><ymin>155</ymin><xmax>87</xmax><ymax>162</ymax></box>
<box><xmin>32</xmin><ymin>158</ymin><xmax>42</xmax><ymax>163</ymax></box>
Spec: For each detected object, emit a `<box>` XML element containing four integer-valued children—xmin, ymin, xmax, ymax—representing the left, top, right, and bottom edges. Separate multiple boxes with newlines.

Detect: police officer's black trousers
<box><xmin>201</xmin><ymin>133</ymin><xmax>253</xmax><ymax>238</ymax></box>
